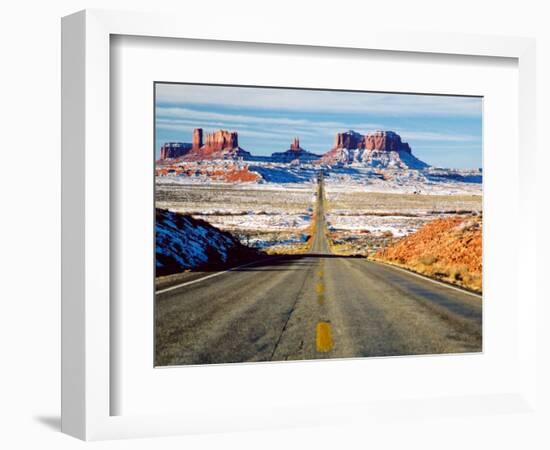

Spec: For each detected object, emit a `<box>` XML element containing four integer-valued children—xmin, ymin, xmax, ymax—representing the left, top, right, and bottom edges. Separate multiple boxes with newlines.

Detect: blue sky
<box><xmin>155</xmin><ymin>83</ymin><xmax>482</xmax><ymax>169</ymax></box>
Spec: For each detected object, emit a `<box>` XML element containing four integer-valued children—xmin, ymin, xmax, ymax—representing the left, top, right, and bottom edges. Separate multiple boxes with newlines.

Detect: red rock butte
<box><xmin>334</xmin><ymin>130</ymin><xmax>411</xmax><ymax>153</ymax></box>
<box><xmin>159</xmin><ymin>128</ymin><xmax>250</xmax><ymax>162</ymax></box>
<box><xmin>159</xmin><ymin>142</ymin><xmax>192</xmax><ymax>160</ymax></box>
<box><xmin>203</xmin><ymin>129</ymin><xmax>239</xmax><ymax>152</ymax></box>
<box><xmin>192</xmin><ymin>128</ymin><xmax>203</xmax><ymax>150</ymax></box>
<box><xmin>270</xmin><ymin>137</ymin><xmax>321</xmax><ymax>163</ymax></box>
<box><xmin>290</xmin><ymin>137</ymin><xmax>302</xmax><ymax>151</ymax></box>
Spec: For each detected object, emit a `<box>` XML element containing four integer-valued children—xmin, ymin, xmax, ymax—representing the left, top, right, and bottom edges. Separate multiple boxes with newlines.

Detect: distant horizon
<box><xmin>155</xmin><ymin>83</ymin><xmax>483</xmax><ymax>169</ymax></box>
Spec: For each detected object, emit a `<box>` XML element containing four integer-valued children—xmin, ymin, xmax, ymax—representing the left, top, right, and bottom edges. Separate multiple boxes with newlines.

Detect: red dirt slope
<box><xmin>375</xmin><ymin>215</ymin><xmax>482</xmax><ymax>293</ymax></box>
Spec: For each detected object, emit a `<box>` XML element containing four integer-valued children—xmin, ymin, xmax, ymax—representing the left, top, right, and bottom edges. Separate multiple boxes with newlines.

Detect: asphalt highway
<box><xmin>155</xmin><ymin>174</ymin><xmax>482</xmax><ymax>366</ymax></box>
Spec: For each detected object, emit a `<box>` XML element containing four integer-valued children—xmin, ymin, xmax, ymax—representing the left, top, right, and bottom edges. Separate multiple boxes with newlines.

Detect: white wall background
<box><xmin>0</xmin><ymin>1</ymin><xmax>548</xmax><ymax>449</ymax></box>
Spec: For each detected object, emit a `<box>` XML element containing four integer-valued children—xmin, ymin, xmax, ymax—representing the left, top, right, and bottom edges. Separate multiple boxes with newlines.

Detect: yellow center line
<box><xmin>315</xmin><ymin>282</ymin><xmax>325</xmax><ymax>295</ymax></box>
<box><xmin>316</xmin><ymin>279</ymin><xmax>325</xmax><ymax>305</ymax></box>
<box><xmin>316</xmin><ymin>322</ymin><xmax>333</xmax><ymax>352</ymax></box>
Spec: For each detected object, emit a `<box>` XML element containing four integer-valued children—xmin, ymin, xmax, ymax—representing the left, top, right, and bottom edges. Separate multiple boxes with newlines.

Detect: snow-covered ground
<box><xmin>192</xmin><ymin>213</ymin><xmax>311</xmax><ymax>232</ymax></box>
<box><xmin>248</xmin><ymin>164</ymin><xmax>317</xmax><ymax>184</ymax></box>
<box><xmin>156</xmin><ymin>209</ymin><xmax>248</xmax><ymax>274</ymax></box>
<box><xmin>323</xmin><ymin>166</ymin><xmax>482</xmax><ymax>195</ymax></box>
<box><xmin>245</xmin><ymin>233</ymin><xmax>309</xmax><ymax>250</ymax></box>
<box><xmin>324</xmin><ymin>179</ymin><xmax>482</xmax><ymax>255</ymax></box>
<box><xmin>156</xmin><ymin>181</ymin><xmax>315</xmax><ymax>250</ymax></box>
<box><xmin>157</xmin><ymin>160</ymin><xmax>482</xmax><ymax>195</ymax></box>
<box><xmin>155</xmin><ymin>162</ymin><xmax>482</xmax><ymax>254</ymax></box>
<box><xmin>326</xmin><ymin>214</ymin><xmax>433</xmax><ymax>237</ymax></box>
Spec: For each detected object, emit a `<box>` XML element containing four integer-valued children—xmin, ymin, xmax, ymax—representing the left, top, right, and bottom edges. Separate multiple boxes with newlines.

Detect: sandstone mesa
<box><xmin>159</xmin><ymin>128</ymin><xmax>425</xmax><ymax>169</ymax></box>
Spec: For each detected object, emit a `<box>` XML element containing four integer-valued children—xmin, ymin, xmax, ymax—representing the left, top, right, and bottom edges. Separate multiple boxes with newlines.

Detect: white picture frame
<box><xmin>61</xmin><ymin>9</ymin><xmax>537</xmax><ymax>441</ymax></box>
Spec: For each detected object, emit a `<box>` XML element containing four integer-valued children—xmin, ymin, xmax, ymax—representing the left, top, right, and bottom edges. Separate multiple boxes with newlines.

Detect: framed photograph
<box><xmin>153</xmin><ymin>82</ymin><xmax>483</xmax><ymax>367</ymax></box>
<box><xmin>62</xmin><ymin>9</ymin><xmax>537</xmax><ymax>440</ymax></box>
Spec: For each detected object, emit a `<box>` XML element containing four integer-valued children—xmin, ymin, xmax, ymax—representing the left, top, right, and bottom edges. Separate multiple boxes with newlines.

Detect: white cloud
<box><xmin>156</xmin><ymin>84</ymin><xmax>482</xmax><ymax>117</ymax></box>
<box><xmin>156</xmin><ymin>107</ymin><xmax>479</xmax><ymax>144</ymax></box>
<box><xmin>157</xmin><ymin>106</ymin><xmax>381</xmax><ymax>131</ymax></box>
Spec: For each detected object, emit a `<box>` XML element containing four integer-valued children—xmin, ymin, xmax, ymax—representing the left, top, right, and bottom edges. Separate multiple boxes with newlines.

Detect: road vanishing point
<box><xmin>155</xmin><ymin>173</ymin><xmax>482</xmax><ymax>366</ymax></box>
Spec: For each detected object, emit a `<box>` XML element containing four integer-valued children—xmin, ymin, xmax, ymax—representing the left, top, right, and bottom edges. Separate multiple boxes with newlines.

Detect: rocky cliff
<box><xmin>159</xmin><ymin>142</ymin><xmax>193</xmax><ymax>160</ymax></box>
<box><xmin>289</xmin><ymin>137</ymin><xmax>301</xmax><ymax>151</ymax></box>
<box><xmin>334</xmin><ymin>130</ymin><xmax>364</xmax><ymax>150</ymax></box>
<box><xmin>160</xmin><ymin>128</ymin><xmax>251</xmax><ymax>162</ymax></box>
<box><xmin>332</xmin><ymin>130</ymin><xmax>411</xmax><ymax>153</ymax></box>
<box><xmin>323</xmin><ymin>130</ymin><xmax>426</xmax><ymax>169</ymax></box>
<box><xmin>365</xmin><ymin>130</ymin><xmax>411</xmax><ymax>153</ymax></box>
<box><xmin>192</xmin><ymin>128</ymin><xmax>203</xmax><ymax>150</ymax></box>
<box><xmin>203</xmin><ymin>129</ymin><xmax>239</xmax><ymax>152</ymax></box>
<box><xmin>270</xmin><ymin>137</ymin><xmax>321</xmax><ymax>163</ymax></box>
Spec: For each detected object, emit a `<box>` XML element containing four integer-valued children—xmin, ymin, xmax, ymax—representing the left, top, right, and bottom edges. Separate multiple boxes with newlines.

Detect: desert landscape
<box><xmin>154</xmin><ymin>84</ymin><xmax>482</xmax><ymax>366</ymax></box>
<box><xmin>156</xmin><ymin>129</ymin><xmax>482</xmax><ymax>291</ymax></box>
